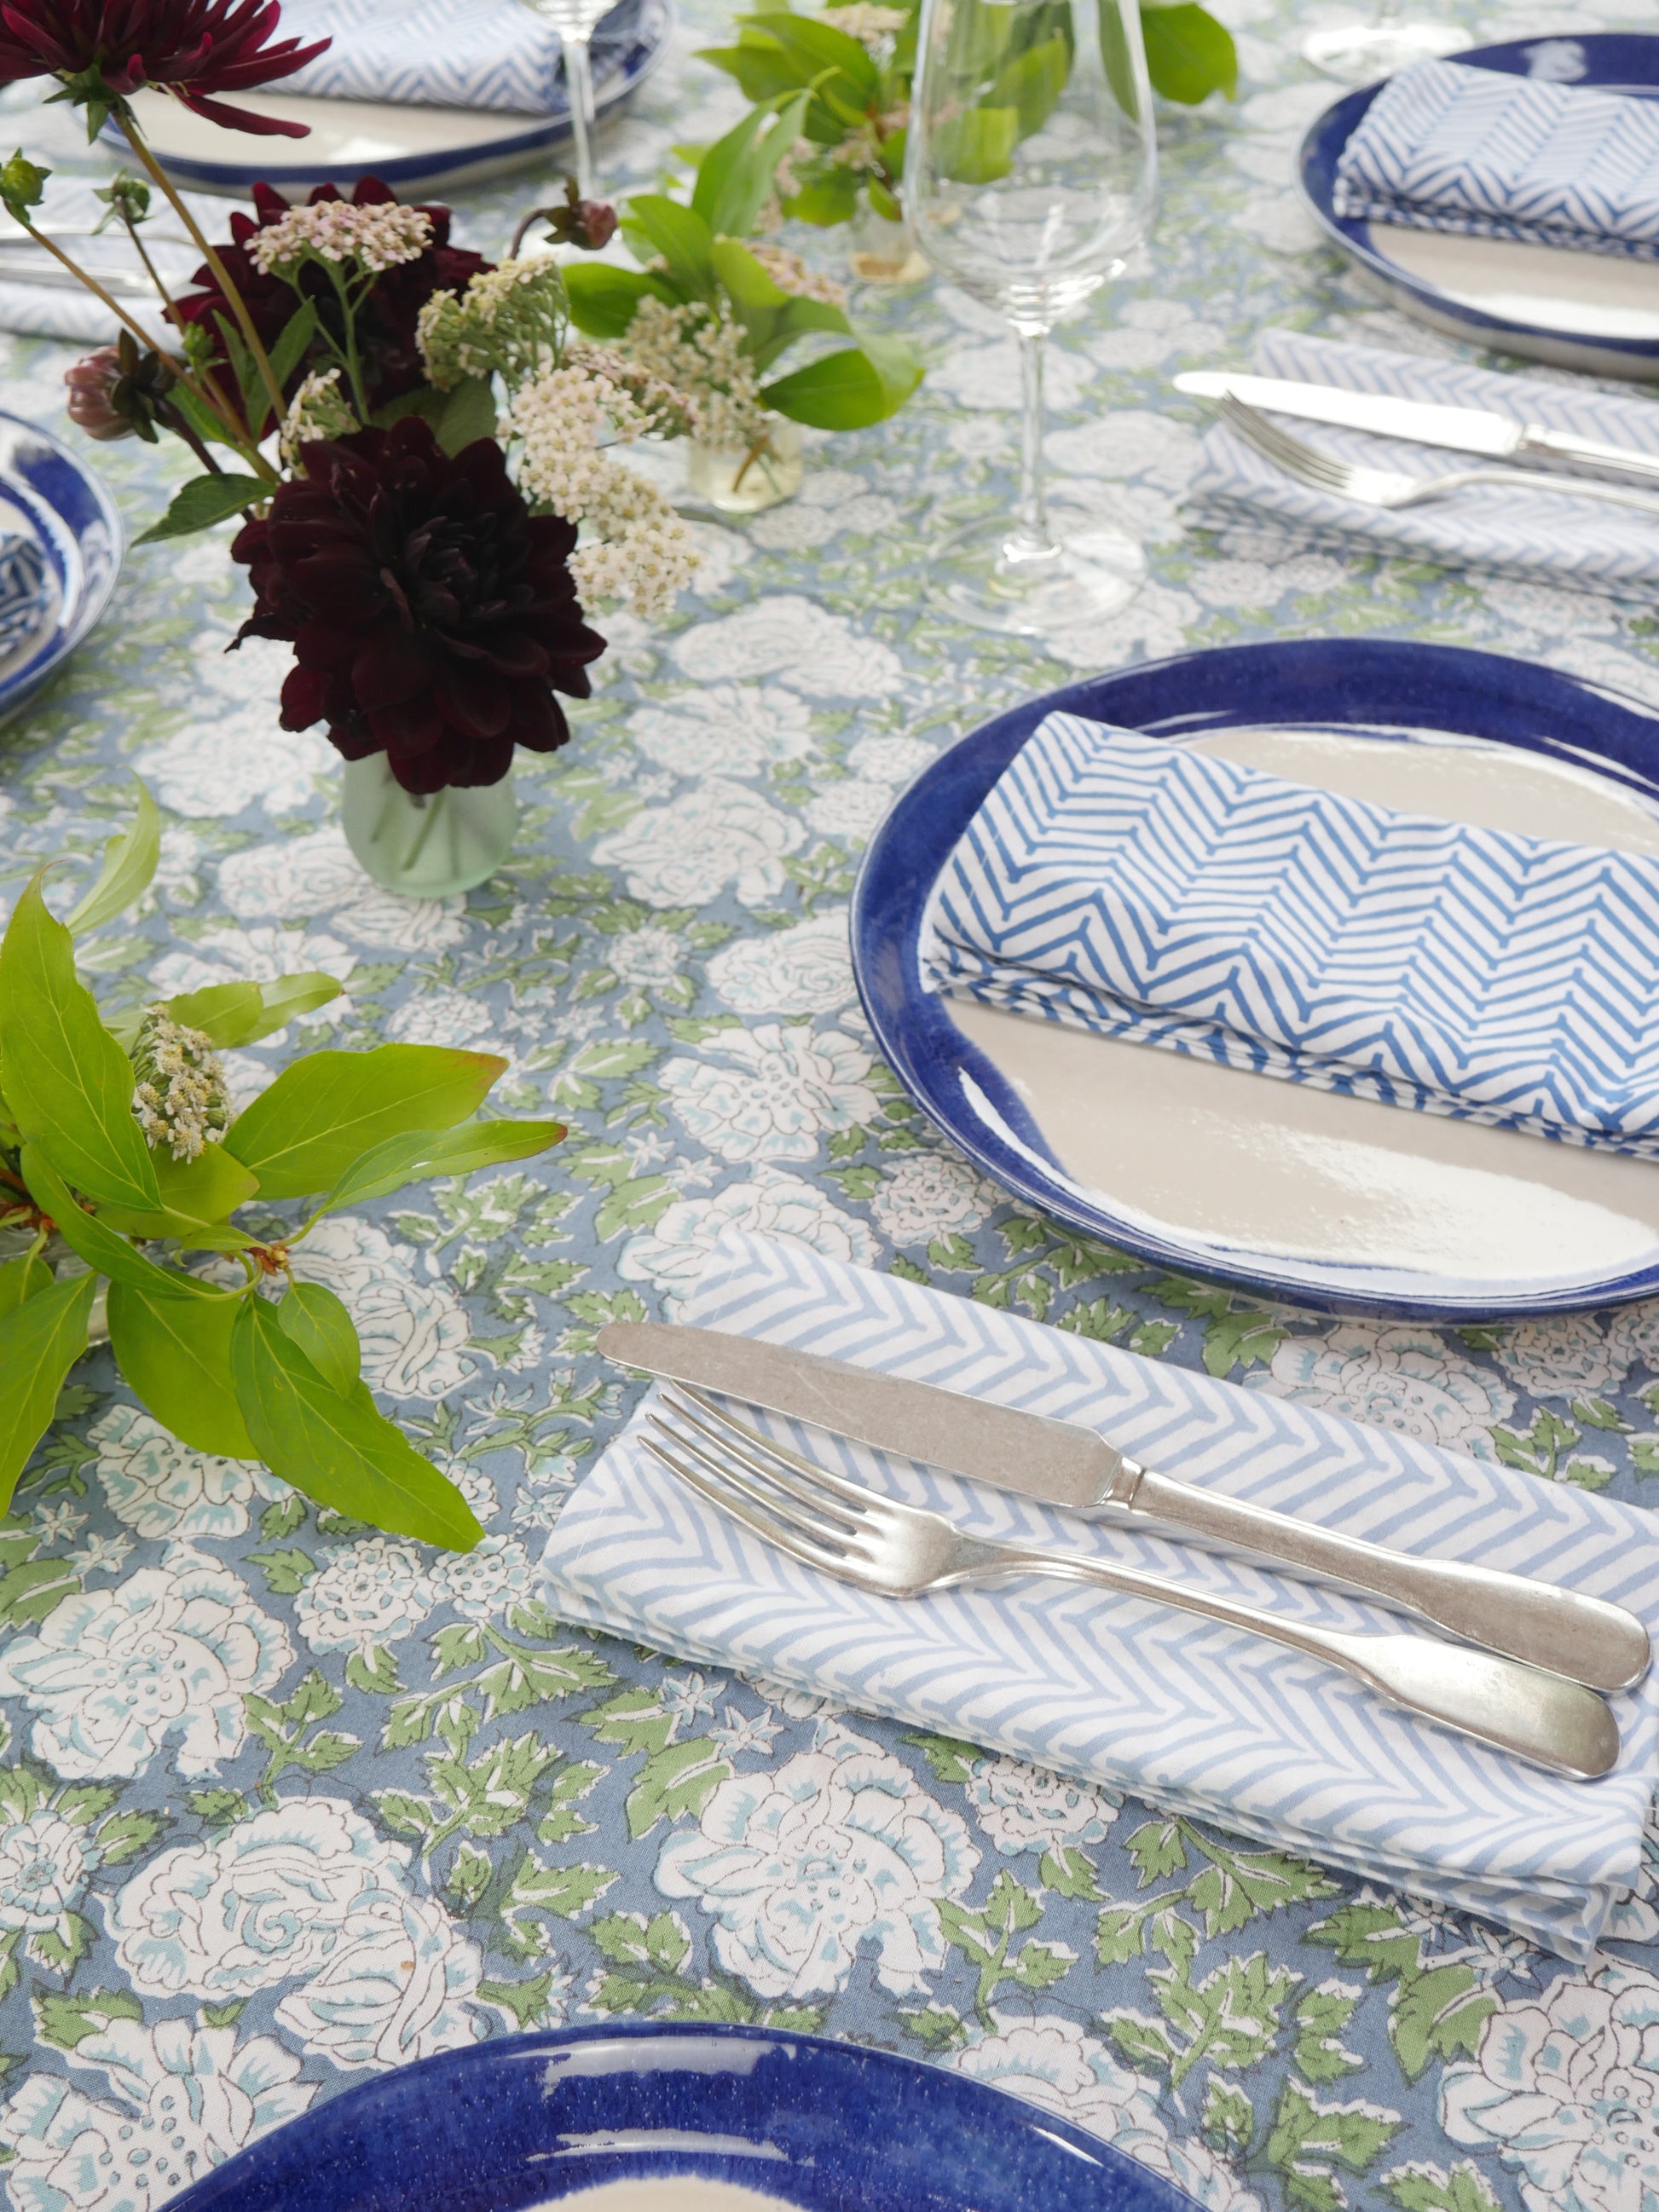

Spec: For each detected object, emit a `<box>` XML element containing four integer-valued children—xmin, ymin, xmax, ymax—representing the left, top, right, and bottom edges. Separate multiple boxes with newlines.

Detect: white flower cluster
<box><xmin>747</xmin><ymin>240</ymin><xmax>849</xmax><ymax>310</ymax></box>
<box><xmin>829</xmin><ymin>1</ymin><xmax>910</xmax><ymax>47</ymax></box>
<box><xmin>505</xmin><ymin>361</ymin><xmax>697</xmax><ymax>619</ymax></box>
<box><xmin>622</xmin><ymin>294</ymin><xmax>772</xmax><ymax>454</ymax></box>
<box><xmin>129</xmin><ymin>1008</ymin><xmax>232</xmax><ymax>1163</ymax></box>
<box><xmin>416</xmin><ymin>257</ymin><xmax>569</xmax><ymax>391</ymax></box>
<box><xmin>250</xmin><ymin>199</ymin><xmax>432</xmax><ymax>278</ymax></box>
<box><xmin>278</xmin><ymin>365</ymin><xmax>359</xmax><ymax>468</ymax></box>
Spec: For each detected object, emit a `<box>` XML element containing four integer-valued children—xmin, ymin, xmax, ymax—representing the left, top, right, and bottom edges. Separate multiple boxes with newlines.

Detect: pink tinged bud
<box><xmin>64</xmin><ymin>349</ymin><xmax>134</xmax><ymax>441</ymax></box>
<box><xmin>571</xmin><ymin>199</ymin><xmax>618</xmax><ymax>251</ymax></box>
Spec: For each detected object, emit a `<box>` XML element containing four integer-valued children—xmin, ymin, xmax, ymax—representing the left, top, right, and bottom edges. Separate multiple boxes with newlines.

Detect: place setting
<box><xmin>9</xmin><ymin>1</ymin><xmax>1659</xmax><ymax>2210</ymax></box>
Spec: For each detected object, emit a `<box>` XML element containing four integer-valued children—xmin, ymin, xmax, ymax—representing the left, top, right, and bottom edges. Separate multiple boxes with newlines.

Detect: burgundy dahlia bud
<box><xmin>509</xmin><ymin>177</ymin><xmax>618</xmax><ymax>257</ymax></box>
<box><xmin>64</xmin><ymin>349</ymin><xmax>131</xmax><ymax>441</ymax></box>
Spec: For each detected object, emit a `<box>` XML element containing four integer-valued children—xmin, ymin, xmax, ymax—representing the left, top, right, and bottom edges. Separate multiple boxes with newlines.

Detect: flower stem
<box><xmin>112</xmin><ymin>205</ymin><xmax>266</xmax><ymax>472</ymax></box>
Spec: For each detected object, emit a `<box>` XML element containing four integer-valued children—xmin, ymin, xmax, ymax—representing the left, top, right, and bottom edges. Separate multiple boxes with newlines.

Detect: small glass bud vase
<box><xmin>847</xmin><ymin>202</ymin><xmax>928</xmax><ymax>286</ymax></box>
<box><xmin>341</xmin><ymin>754</ymin><xmax>518</xmax><ymax>898</ymax></box>
<box><xmin>686</xmin><ymin>417</ymin><xmax>803</xmax><ymax>516</ymax></box>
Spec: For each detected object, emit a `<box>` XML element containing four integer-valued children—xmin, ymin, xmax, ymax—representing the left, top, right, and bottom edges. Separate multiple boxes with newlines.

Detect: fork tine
<box><xmin>1218</xmin><ymin>394</ymin><xmax>1352</xmax><ymax>490</ymax></box>
<box><xmin>664</xmin><ymin>1388</ymin><xmax>876</xmax><ymax>1522</ymax></box>
<box><xmin>641</xmin><ymin>1431</ymin><xmax>850</xmax><ymax>1574</ymax></box>
<box><xmin>646</xmin><ymin>1412</ymin><xmax>861</xmax><ymax>1554</ymax></box>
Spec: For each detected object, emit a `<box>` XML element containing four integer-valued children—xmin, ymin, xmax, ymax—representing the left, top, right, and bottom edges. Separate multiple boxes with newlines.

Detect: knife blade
<box><xmin>1175</xmin><ymin>369</ymin><xmax>1659</xmax><ymax>488</ymax></box>
<box><xmin>598</xmin><ymin>1320</ymin><xmax>1651</xmax><ymax>1694</ymax></box>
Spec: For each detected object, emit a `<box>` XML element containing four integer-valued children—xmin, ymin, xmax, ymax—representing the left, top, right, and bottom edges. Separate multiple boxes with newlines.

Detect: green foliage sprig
<box><xmin>0</xmin><ymin>780</ymin><xmax>564</xmax><ymax>1551</ymax></box>
<box><xmin>562</xmin><ymin>98</ymin><xmax>923</xmax><ymax>432</ymax></box>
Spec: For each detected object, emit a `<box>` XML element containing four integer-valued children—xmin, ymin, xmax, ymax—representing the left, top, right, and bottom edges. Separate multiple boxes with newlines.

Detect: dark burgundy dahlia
<box><xmin>232</xmin><ymin>416</ymin><xmax>606</xmax><ymax>794</ymax></box>
<box><xmin>0</xmin><ymin>0</ymin><xmax>330</xmax><ymax>135</ymax></box>
<box><xmin>173</xmin><ymin>177</ymin><xmax>488</xmax><ymax>424</ymax></box>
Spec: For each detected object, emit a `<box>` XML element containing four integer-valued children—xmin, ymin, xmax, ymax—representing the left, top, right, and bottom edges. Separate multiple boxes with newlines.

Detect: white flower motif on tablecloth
<box><xmin>146</xmin><ymin>923</ymin><xmax>354</xmax><ymax>1025</ymax></box>
<box><xmin>948</xmin><ymin>2013</ymin><xmax>1263</xmax><ymax>2211</ymax></box>
<box><xmin>964</xmin><ymin>1754</ymin><xmax>1122</xmax><ymax>1859</ymax></box>
<box><xmin>107</xmin><ymin>1798</ymin><xmax>484</xmax><ymax>2071</ymax></box>
<box><xmin>434</xmin><ymin>1535</ymin><xmax>532</xmax><ymax>1622</ymax></box>
<box><xmin>845</xmin><ymin>733</ymin><xmax>934</xmax><ymax>785</ymax></box>
<box><xmin>706</xmin><ymin>910</ymin><xmax>853</xmax><ymax>1016</ymax></box>
<box><xmin>0</xmin><ymin>1556</ymin><xmax>292</xmax><ymax>1779</ymax></box>
<box><xmin>803</xmin><ymin>777</ymin><xmax>896</xmax><ymax>843</ymax></box>
<box><xmin>870</xmin><ymin>1152</ymin><xmax>995</xmax><ymax>1246</ymax></box>
<box><xmin>90</xmin><ymin>1405</ymin><xmax>273</xmax><ymax>1541</ymax></box>
<box><xmin>660</xmin><ymin>1022</ymin><xmax>878</xmax><ymax>1163</ymax></box>
<box><xmin>1085</xmin><ymin>297</ymin><xmax>1228</xmax><ymax>370</ymax></box>
<box><xmin>387</xmin><ymin>987</ymin><xmax>500</xmax><ymax>1051</ymax></box>
<box><xmin>747</xmin><ymin>471</ymin><xmax>900</xmax><ymax>552</ymax></box>
<box><xmin>295</xmin><ymin>1217</ymin><xmax>473</xmax><ymax>1397</ymax></box>
<box><xmin>1616</xmin><ymin>1303</ymin><xmax>1659</xmax><ymax>1383</ymax></box>
<box><xmin>1261</xmin><ymin>1325</ymin><xmax>1515</xmax><ymax>1460</ymax></box>
<box><xmin>673</xmin><ymin>595</ymin><xmax>904</xmax><ymax>701</ymax></box>
<box><xmin>609</xmin><ymin>924</ymin><xmax>686</xmax><ymax>991</ymax></box>
<box><xmin>0</xmin><ymin>1811</ymin><xmax>91</xmax><ymax>1934</ymax></box>
<box><xmin>629</xmin><ymin>683</ymin><xmax>816</xmax><ymax>778</ymax></box>
<box><xmin>592</xmin><ymin>777</ymin><xmax>805</xmax><ymax>908</ymax></box>
<box><xmin>452</xmin><ymin>1466</ymin><xmax>501</xmax><ymax>1525</ymax></box>
<box><xmin>136</xmin><ymin>709</ymin><xmax>336</xmax><ymax>819</ymax></box>
<box><xmin>293</xmin><ymin>1537</ymin><xmax>438</xmax><ymax>1657</ymax></box>
<box><xmin>655</xmin><ymin>1734</ymin><xmax>980</xmax><ymax>1999</ymax></box>
<box><xmin>1441</xmin><ymin>1959</ymin><xmax>1659</xmax><ymax>2212</ymax></box>
<box><xmin>930</xmin><ymin>336</ymin><xmax>1094</xmax><ymax>413</ymax></box>
<box><xmin>217</xmin><ymin>826</ymin><xmax>471</xmax><ymax>947</ymax></box>
<box><xmin>1189</xmin><ymin>552</ymin><xmax>1350</xmax><ymax>609</ymax></box>
<box><xmin>619</xmin><ymin>1167</ymin><xmax>879</xmax><ymax>1314</ymax></box>
<box><xmin>1491</xmin><ymin>1317</ymin><xmax>1623</xmax><ymax>1401</ymax></box>
<box><xmin>0</xmin><ymin>2020</ymin><xmax>315</xmax><ymax>2212</ymax></box>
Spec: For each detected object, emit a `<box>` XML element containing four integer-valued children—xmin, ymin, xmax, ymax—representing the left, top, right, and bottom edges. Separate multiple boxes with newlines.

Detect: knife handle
<box><xmin>1124</xmin><ymin>1464</ymin><xmax>1650</xmax><ymax>1694</ymax></box>
<box><xmin>1519</xmin><ymin>425</ymin><xmax>1659</xmax><ymax>487</ymax></box>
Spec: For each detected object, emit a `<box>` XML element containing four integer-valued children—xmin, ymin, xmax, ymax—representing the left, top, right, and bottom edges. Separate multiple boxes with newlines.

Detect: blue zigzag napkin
<box><xmin>541</xmin><ymin>1229</ymin><xmax>1659</xmax><ymax>1958</ymax></box>
<box><xmin>922</xmin><ymin>713</ymin><xmax>1659</xmax><ymax>1156</ymax></box>
<box><xmin>1186</xmin><ymin>328</ymin><xmax>1659</xmax><ymax>598</ymax></box>
<box><xmin>1332</xmin><ymin>57</ymin><xmax>1659</xmax><ymax>260</ymax></box>
<box><xmin>277</xmin><ymin>0</ymin><xmax>643</xmax><ymax>116</ymax></box>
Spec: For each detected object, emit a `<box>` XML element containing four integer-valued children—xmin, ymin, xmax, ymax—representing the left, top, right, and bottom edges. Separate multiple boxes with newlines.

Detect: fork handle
<box><xmin>982</xmin><ymin>1545</ymin><xmax>1619</xmax><ymax>1779</ymax></box>
<box><xmin>1437</xmin><ymin>465</ymin><xmax>1659</xmax><ymax>519</ymax></box>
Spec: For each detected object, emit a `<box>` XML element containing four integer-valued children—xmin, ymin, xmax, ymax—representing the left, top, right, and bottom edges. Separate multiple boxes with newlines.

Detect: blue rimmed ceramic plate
<box><xmin>1298</xmin><ymin>33</ymin><xmax>1659</xmax><ymax>379</ymax></box>
<box><xmin>124</xmin><ymin>0</ymin><xmax>673</xmax><ymax>199</ymax></box>
<box><xmin>851</xmin><ymin>639</ymin><xmax>1659</xmax><ymax>1321</ymax></box>
<box><xmin>0</xmin><ymin>408</ymin><xmax>120</xmax><ymax>725</ymax></box>
<box><xmin>162</xmin><ymin>2021</ymin><xmax>1202</xmax><ymax>2212</ymax></box>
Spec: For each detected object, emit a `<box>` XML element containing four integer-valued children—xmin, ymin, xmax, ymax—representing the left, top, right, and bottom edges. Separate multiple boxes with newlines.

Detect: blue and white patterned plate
<box><xmin>162</xmin><ymin>2021</ymin><xmax>1203</xmax><ymax>2212</ymax></box>
<box><xmin>851</xmin><ymin>639</ymin><xmax>1659</xmax><ymax>1321</ymax></box>
<box><xmin>1298</xmin><ymin>33</ymin><xmax>1659</xmax><ymax>379</ymax></box>
<box><xmin>0</xmin><ymin>407</ymin><xmax>119</xmax><ymax>726</ymax></box>
<box><xmin>124</xmin><ymin>0</ymin><xmax>673</xmax><ymax>199</ymax></box>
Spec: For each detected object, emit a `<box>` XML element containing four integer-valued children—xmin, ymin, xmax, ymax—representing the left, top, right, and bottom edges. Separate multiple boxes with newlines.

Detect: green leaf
<box><xmin>624</xmin><ymin>1738</ymin><xmax>731</xmax><ymax>1839</ymax></box>
<box><xmin>224</xmin><ymin>1042</ymin><xmax>507</xmax><ymax>1198</ymax></box>
<box><xmin>618</xmin><ymin>194</ymin><xmax>719</xmax><ymax>300</ymax></box>
<box><xmin>1142</xmin><ymin>1</ymin><xmax>1237</xmax><ymax>102</ymax></box>
<box><xmin>97</xmin><ymin>1141</ymin><xmax>260</xmax><ymax>1250</ymax></box>
<box><xmin>33</xmin><ymin>1987</ymin><xmax>141</xmax><ymax>2053</ymax></box>
<box><xmin>1389</xmin><ymin>1963</ymin><xmax>1494</xmax><ymax>2082</ymax></box>
<box><xmin>785</xmin><ymin>165</ymin><xmax>863</xmax><ymax>226</ymax></box>
<box><xmin>1381</xmin><ymin>2163</ymin><xmax>1502</xmax><ymax>2212</ymax></box>
<box><xmin>247</xmin><ymin>1545</ymin><xmax>315</xmax><ymax>1595</ymax></box>
<box><xmin>934</xmin><ymin>106</ymin><xmax>1020</xmax><ymax>184</ymax></box>
<box><xmin>230</xmin><ymin>1296</ymin><xmax>483</xmax><ymax>1549</ymax></box>
<box><xmin>20</xmin><ymin>1146</ymin><xmax>215</xmax><ymax>1298</ymax></box>
<box><xmin>134</xmin><ymin>473</ymin><xmax>267</xmax><ymax>545</ymax></box>
<box><xmin>277</xmin><ymin>1280</ymin><xmax>360</xmax><ymax>1395</ymax></box>
<box><xmin>65</xmin><ymin>777</ymin><xmax>160</xmax><ymax>936</ymax></box>
<box><xmin>0</xmin><ymin>1250</ymin><xmax>50</xmax><ymax>1320</ymax></box>
<box><xmin>316</xmin><ymin>1116</ymin><xmax>565</xmax><ymax>1214</ymax></box>
<box><xmin>561</xmin><ymin>260</ymin><xmax>662</xmax><ymax>338</ymax></box>
<box><xmin>107</xmin><ymin>1278</ymin><xmax>255</xmax><ymax>1458</ymax></box>
<box><xmin>436</xmin><ymin>375</ymin><xmax>497</xmax><ymax>456</ymax></box>
<box><xmin>161</xmin><ymin>972</ymin><xmax>344</xmax><ymax>1048</ymax></box>
<box><xmin>762</xmin><ymin>339</ymin><xmax>922</xmax><ymax>429</ymax></box>
<box><xmin>0</xmin><ymin>875</ymin><xmax>159</xmax><ymax>1210</ymax></box>
<box><xmin>0</xmin><ymin>149</ymin><xmax>48</xmax><ymax>227</ymax></box>
<box><xmin>0</xmin><ymin>1272</ymin><xmax>95</xmax><ymax>1510</ymax></box>
<box><xmin>266</xmin><ymin>297</ymin><xmax>319</xmax><ymax>390</ymax></box>
<box><xmin>692</xmin><ymin>91</ymin><xmax>812</xmax><ymax>239</ymax></box>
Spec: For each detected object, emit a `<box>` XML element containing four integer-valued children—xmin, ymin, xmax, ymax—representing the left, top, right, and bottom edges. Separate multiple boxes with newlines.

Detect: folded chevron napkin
<box><xmin>922</xmin><ymin>713</ymin><xmax>1659</xmax><ymax>1155</ymax></box>
<box><xmin>541</xmin><ymin>1229</ymin><xmax>1659</xmax><ymax>1957</ymax></box>
<box><xmin>276</xmin><ymin>0</ymin><xmax>644</xmax><ymax>115</ymax></box>
<box><xmin>1186</xmin><ymin>329</ymin><xmax>1659</xmax><ymax>598</ymax></box>
<box><xmin>1332</xmin><ymin>57</ymin><xmax>1659</xmax><ymax>260</ymax></box>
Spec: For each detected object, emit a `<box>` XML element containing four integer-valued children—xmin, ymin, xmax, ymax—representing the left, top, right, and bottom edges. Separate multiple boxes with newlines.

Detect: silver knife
<box><xmin>597</xmin><ymin>1321</ymin><xmax>1651</xmax><ymax>1695</ymax></box>
<box><xmin>1175</xmin><ymin>370</ymin><xmax>1659</xmax><ymax>488</ymax></box>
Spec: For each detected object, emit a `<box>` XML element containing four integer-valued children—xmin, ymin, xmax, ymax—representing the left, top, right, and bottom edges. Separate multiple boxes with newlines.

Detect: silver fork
<box><xmin>642</xmin><ymin>1389</ymin><xmax>1621</xmax><ymax>1782</ymax></box>
<box><xmin>1217</xmin><ymin>392</ymin><xmax>1659</xmax><ymax>522</ymax></box>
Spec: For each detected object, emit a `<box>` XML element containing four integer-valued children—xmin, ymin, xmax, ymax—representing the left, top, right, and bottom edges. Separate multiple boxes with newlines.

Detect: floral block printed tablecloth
<box><xmin>2</xmin><ymin>7</ymin><xmax>1658</xmax><ymax>2212</ymax></box>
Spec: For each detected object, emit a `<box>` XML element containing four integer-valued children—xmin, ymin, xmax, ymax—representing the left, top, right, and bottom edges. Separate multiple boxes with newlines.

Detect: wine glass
<box><xmin>524</xmin><ymin>0</ymin><xmax>610</xmax><ymax>199</ymax></box>
<box><xmin>905</xmin><ymin>0</ymin><xmax>1158</xmax><ymax>638</ymax></box>
<box><xmin>1302</xmin><ymin>0</ymin><xmax>1466</xmax><ymax>85</ymax></box>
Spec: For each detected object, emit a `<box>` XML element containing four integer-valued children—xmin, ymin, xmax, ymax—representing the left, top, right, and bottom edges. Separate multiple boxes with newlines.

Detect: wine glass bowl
<box><xmin>904</xmin><ymin>0</ymin><xmax>1157</xmax><ymax>637</ymax></box>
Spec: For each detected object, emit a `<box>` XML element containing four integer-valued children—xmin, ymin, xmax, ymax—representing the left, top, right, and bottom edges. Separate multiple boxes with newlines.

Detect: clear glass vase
<box><xmin>686</xmin><ymin>417</ymin><xmax>804</xmax><ymax>516</ymax></box>
<box><xmin>340</xmin><ymin>754</ymin><xmax>518</xmax><ymax>898</ymax></box>
<box><xmin>847</xmin><ymin>202</ymin><xmax>928</xmax><ymax>286</ymax></box>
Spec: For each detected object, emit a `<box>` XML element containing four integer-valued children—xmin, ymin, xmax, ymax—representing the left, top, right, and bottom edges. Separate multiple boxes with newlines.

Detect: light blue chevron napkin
<box><xmin>276</xmin><ymin>0</ymin><xmax>641</xmax><ymax>115</ymax></box>
<box><xmin>541</xmin><ymin>1229</ymin><xmax>1659</xmax><ymax>1957</ymax></box>
<box><xmin>1186</xmin><ymin>329</ymin><xmax>1659</xmax><ymax>597</ymax></box>
<box><xmin>1332</xmin><ymin>57</ymin><xmax>1659</xmax><ymax>259</ymax></box>
<box><xmin>922</xmin><ymin>713</ymin><xmax>1659</xmax><ymax>1156</ymax></box>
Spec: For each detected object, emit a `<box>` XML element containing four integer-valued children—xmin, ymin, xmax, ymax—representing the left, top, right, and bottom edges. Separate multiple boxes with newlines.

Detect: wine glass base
<box><xmin>928</xmin><ymin>511</ymin><xmax>1145</xmax><ymax>639</ymax></box>
<box><xmin>1301</xmin><ymin>20</ymin><xmax>1466</xmax><ymax>82</ymax></box>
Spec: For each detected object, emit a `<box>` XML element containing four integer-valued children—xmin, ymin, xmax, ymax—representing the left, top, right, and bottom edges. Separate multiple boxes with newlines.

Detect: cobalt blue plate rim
<box><xmin>1296</xmin><ymin>32</ymin><xmax>1659</xmax><ymax>368</ymax></box>
<box><xmin>849</xmin><ymin>638</ymin><xmax>1659</xmax><ymax>1321</ymax></box>
<box><xmin>0</xmin><ymin>407</ymin><xmax>121</xmax><ymax>725</ymax></box>
<box><xmin>160</xmin><ymin>2019</ymin><xmax>1201</xmax><ymax>2212</ymax></box>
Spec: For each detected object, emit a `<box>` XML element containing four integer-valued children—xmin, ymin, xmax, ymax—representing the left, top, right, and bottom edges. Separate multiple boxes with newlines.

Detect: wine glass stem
<box><xmin>1014</xmin><ymin>328</ymin><xmax>1053</xmax><ymax>557</ymax></box>
<box><xmin>562</xmin><ymin>30</ymin><xmax>598</xmax><ymax>199</ymax></box>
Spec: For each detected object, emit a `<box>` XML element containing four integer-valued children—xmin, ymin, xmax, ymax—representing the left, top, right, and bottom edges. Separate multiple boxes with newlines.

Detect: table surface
<box><xmin>2</xmin><ymin>9</ymin><xmax>1657</xmax><ymax>2212</ymax></box>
